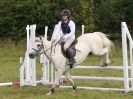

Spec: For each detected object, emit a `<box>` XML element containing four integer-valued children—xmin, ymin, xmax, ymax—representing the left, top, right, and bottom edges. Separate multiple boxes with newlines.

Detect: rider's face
<box><xmin>62</xmin><ymin>16</ymin><xmax>68</xmax><ymax>21</ymax></box>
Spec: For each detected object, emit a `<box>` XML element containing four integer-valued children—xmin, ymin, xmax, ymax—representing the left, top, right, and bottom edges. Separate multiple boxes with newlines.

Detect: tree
<box><xmin>0</xmin><ymin>0</ymin><xmax>133</xmax><ymax>42</ymax></box>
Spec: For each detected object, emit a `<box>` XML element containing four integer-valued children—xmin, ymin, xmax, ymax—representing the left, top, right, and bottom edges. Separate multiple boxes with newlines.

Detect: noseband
<box><xmin>32</xmin><ymin>40</ymin><xmax>45</xmax><ymax>54</ymax></box>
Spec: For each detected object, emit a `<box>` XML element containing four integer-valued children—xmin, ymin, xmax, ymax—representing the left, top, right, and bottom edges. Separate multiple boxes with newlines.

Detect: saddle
<box><xmin>61</xmin><ymin>39</ymin><xmax>78</xmax><ymax>58</ymax></box>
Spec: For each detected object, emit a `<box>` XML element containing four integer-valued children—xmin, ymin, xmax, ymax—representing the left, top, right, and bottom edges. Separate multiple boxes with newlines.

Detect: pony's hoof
<box><xmin>46</xmin><ymin>91</ymin><xmax>52</xmax><ymax>96</ymax></box>
<box><xmin>100</xmin><ymin>63</ymin><xmax>108</xmax><ymax>67</ymax></box>
<box><xmin>72</xmin><ymin>89</ymin><xmax>78</xmax><ymax>93</ymax></box>
<box><xmin>103</xmin><ymin>63</ymin><xmax>108</xmax><ymax>67</ymax></box>
<box><xmin>101</xmin><ymin>61</ymin><xmax>114</xmax><ymax>67</ymax></box>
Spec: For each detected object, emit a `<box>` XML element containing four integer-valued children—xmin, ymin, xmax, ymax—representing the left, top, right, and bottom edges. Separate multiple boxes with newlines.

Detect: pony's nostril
<box><xmin>29</xmin><ymin>53</ymin><xmax>35</xmax><ymax>59</ymax></box>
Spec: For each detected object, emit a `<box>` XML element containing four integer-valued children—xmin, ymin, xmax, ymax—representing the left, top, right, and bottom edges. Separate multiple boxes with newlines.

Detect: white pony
<box><xmin>29</xmin><ymin>32</ymin><xmax>113</xmax><ymax>95</ymax></box>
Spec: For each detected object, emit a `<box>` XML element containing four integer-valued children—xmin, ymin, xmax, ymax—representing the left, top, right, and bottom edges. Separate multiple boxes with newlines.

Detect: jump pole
<box><xmin>26</xmin><ymin>25</ymin><xmax>30</xmax><ymax>82</ymax></box>
<box><xmin>123</xmin><ymin>22</ymin><xmax>133</xmax><ymax>91</ymax></box>
<box><xmin>19</xmin><ymin>24</ymin><xmax>37</xmax><ymax>86</ymax></box>
<box><xmin>30</xmin><ymin>25</ymin><xmax>37</xmax><ymax>86</ymax></box>
<box><xmin>121</xmin><ymin>22</ymin><xmax>130</xmax><ymax>92</ymax></box>
<box><xmin>41</xmin><ymin>25</ymin><xmax>53</xmax><ymax>84</ymax></box>
<box><xmin>44</xmin><ymin>26</ymin><xmax>48</xmax><ymax>39</ymax></box>
<box><xmin>82</xmin><ymin>25</ymin><xmax>84</xmax><ymax>35</ymax></box>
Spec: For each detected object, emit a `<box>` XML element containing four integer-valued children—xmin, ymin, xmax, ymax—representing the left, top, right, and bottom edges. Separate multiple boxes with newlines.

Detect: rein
<box><xmin>34</xmin><ymin>37</ymin><xmax>81</xmax><ymax>55</ymax></box>
<box><xmin>32</xmin><ymin>45</ymin><xmax>44</xmax><ymax>55</ymax></box>
<box><xmin>40</xmin><ymin>38</ymin><xmax>63</xmax><ymax>54</ymax></box>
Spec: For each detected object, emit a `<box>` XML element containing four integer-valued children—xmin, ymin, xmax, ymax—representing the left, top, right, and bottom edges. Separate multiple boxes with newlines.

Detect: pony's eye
<box><xmin>37</xmin><ymin>44</ymin><xmax>41</xmax><ymax>47</ymax></box>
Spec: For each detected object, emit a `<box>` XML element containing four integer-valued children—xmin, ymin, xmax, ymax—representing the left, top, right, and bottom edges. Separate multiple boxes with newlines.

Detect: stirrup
<box><xmin>69</xmin><ymin>59</ymin><xmax>75</xmax><ymax>68</ymax></box>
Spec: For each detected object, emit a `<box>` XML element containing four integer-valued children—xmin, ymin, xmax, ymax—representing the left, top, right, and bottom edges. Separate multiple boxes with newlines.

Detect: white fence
<box><xmin>19</xmin><ymin>25</ymin><xmax>54</xmax><ymax>86</ymax></box>
<box><xmin>0</xmin><ymin>22</ymin><xmax>133</xmax><ymax>93</ymax></box>
<box><xmin>20</xmin><ymin>25</ymin><xmax>36</xmax><ymax>86</ymax></box>
<box><xmin>121</xmin><ymin>22</ymin><xmax>133</xmax><ymax>92</ymax></box>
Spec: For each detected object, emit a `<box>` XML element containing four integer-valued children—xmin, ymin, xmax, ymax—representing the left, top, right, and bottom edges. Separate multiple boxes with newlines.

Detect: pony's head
<box><xmin>29</xmin><ymin>36</ymin><xmax>44</xmax><ymax>59</ymax></box>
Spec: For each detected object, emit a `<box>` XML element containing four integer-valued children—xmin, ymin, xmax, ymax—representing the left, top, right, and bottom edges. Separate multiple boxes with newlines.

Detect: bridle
<box><xmin>32</xmin><ymin>38</ymin><xmax>64</xmax><ymax>55</ymax></box>
<box><xmin>32</xmin><ymin>40</ymin><xmax>45</xmax><ymax>55</ymax></box>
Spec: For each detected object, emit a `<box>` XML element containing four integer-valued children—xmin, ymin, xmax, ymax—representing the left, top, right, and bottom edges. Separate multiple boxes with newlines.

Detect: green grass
<box><xmin>0</xmin><ymin>41</ymin><xmax>133</xmax><ymax>99</ymax></box>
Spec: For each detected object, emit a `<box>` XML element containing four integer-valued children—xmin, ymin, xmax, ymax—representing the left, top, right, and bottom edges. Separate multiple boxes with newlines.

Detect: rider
<box><xmin>51</xmin><ymin>9</ymin><xmax>76</xmax><ymax>66</ymax></box>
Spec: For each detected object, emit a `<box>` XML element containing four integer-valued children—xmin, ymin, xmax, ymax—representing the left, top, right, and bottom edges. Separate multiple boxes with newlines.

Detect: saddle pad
<box><xmin>61</xmin><ymin>39</ymin><xmax>78</xmax><ymax>58</ymax></box>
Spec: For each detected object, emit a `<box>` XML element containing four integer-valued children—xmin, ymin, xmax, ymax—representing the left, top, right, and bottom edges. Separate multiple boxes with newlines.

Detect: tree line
<box><xmin>0</xmin><ymin>0</ymin><xmax>132</xmax><ymax>42</ymax></box>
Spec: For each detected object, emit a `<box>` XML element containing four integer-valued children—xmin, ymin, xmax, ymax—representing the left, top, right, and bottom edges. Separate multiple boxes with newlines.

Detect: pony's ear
<box><xmin>39</xmin><ymin>35</ymin><xmax>43</xmax><ymax>40</ymax></box>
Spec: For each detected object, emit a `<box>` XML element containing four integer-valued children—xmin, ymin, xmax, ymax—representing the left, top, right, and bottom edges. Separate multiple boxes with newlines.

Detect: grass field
<box><xmin>0</xmin><ymin>40</ymin><xmax>133</xmax><ymax>99</ymax></box>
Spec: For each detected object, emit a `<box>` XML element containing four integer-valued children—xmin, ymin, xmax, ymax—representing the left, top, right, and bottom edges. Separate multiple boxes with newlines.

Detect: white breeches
<box><xmin>64</xmin><ymin>38</ymin><xmax>75</xmax><ymax>51</ymax></box>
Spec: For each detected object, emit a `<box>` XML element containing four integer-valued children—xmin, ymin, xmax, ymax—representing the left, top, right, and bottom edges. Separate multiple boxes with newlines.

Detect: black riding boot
<box><xmin>66</xmin><ymin>48</ymin><xmax>75</xmax><ymax>68</ymax></box>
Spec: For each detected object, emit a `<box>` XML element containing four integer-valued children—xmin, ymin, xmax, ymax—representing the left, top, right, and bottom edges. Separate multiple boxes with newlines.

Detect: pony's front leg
<box><xmin>63</xmin><ymin>71</ymin><xmax>77</xmax><ymax>93</ymax></box>
<box><xmin>46</xmin><ymin>69</ymin><xmax>63</xmax><ymax>95</ymax></box>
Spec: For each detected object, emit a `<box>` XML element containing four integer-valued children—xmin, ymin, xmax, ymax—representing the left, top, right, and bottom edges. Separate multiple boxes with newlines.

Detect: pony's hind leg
<box><xmin>104</xmin><ymin>50</ymin><xmax>112</xmax><ymax>66</ymax></box>
<box><xmin>99</xmin><ymin>55</ymin><xmax>104</xmax><ymax>67</ymax></box>
<box><xmin>63</xmin><ymin>71</ymin><xmax>77</xmax><ymax>93</ymax></box>
<box><xmin>98</xmin><ymin>47</ymin><xmax>111</xmax><ymax>67</ymax></box>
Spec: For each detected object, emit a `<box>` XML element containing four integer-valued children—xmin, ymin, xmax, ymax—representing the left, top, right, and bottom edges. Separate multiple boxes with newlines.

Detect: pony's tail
<box><xmin>95</xmin><ymin>32</ymin><xmax>114</xmax><ymax>52</ymax></box>
<box><xmin>104</xmin><ymin>37</ymin><xmax>114</xmax><ymax>52</ymax></box>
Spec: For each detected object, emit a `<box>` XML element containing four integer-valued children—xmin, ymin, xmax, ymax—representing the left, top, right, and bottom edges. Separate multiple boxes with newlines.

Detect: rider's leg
<box><xmin>64</xmin><ymin>38</ymin><xmax>75</xmax><ymax>67</ymax></box>
<box><xmin>64</xmin><ymin>38</ymin><xmax>75</xmax><ymax>51</ymax></box>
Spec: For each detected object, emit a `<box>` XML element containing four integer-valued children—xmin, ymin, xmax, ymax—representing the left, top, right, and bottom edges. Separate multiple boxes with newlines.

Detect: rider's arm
<box><xmin>51</xmin><ymin>21</ymin><xmax>61</xmax><ymax>41</ymax></box>
<box><xmin>64</xmin><ymin>21</ymin><xmax>75</xmax><ymax>39</ymax></box>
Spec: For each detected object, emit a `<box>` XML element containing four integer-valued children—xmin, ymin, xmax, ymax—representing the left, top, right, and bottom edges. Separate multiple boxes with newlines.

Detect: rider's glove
<box><xmin>62</xmin><ymin>35</ymin><xmax>68</xmax><ymax>41</ymax></box>
<box><xmin>51</xmin><ymin>38</ymin><xmax>56</xmax><ymax>43</ymax></box>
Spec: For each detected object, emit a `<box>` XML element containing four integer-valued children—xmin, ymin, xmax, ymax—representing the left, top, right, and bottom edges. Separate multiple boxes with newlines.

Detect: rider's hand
<box><xmin>51</xmin><ymin>39</ymin><xmax>56</xmax><ymax>43</ymax></box>
<box><xmin>63</xmin><ymin>35</ymin><xmax>68</xmax><ymax>41</ymax></box>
